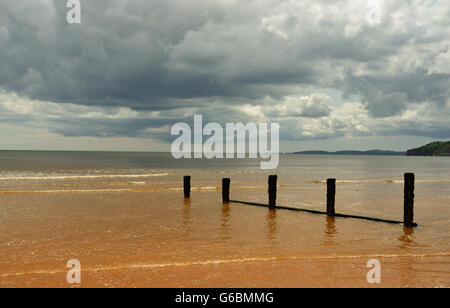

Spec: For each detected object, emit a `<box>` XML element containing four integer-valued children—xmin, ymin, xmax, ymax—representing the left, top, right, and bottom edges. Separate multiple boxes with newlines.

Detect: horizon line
<box><xmin>0</xmin><ymin>149</ymin><xmax>406</xmax><ymax>154</ymax></box>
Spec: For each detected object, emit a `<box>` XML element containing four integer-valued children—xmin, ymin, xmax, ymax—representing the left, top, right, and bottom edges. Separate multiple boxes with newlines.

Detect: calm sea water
<box><xmin>0</xmin><ymin>151</ymin><xmax>449</xmax><ymax>287</ymax></box>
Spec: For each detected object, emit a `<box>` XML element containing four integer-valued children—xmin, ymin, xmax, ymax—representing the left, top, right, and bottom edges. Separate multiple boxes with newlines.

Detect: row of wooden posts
<box><xmin>183</xmin><ymin>173</ymin><xmax>417</xmax><ymax>228</ymax></box>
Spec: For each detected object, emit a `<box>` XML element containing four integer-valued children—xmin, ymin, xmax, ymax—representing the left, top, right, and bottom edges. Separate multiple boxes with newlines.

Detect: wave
<box><xmin>0</xmin><ymin>173</ymin><xmax>169</xmax><ymax>181</ymax></box>
<box><xmin>2</xmin><ymin>252</ymin><xmax>450</xmax><ymax>278</ymax></box>
<box><xmin>0</xmin><ymin>185</ymin><xmax>264</xmax><ymax>194</ymax></box>
<box><xmin>314</xmin><ymin>179</ymin><xmax>450</xmax><ymax>184</ymax></box>
<box><xmin>314</xmin><ymin>180</ymin><xmax>387</xmax><ymax>184</ymax></box>
<box><xmin>386</xmin><ymin>179</ymin><xmax>450</xmax><ymax>184</ymax></box>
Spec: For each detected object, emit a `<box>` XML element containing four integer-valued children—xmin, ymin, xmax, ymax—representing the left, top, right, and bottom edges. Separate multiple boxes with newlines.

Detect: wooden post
<box><xmin>268</xmin><ymin>175</ymin><xmax>277</xmax><ymax>208</ymax></box>
<box><xmin>222</xmin><ymin>178</ymin><xmax>230</xmax><ymax>203</ymax></box>
<box><xmin>184</xmin><ymin>176</ymin><xmax>191</xmax><ymax>198</ymax></box>
<box><xmin>404</xmin><ymin>173</ymin><xmax>415</xmax><ymax>227</ymax></box>
<box><xmin>327</xmin><ymin>178</ymin><xmax>336</xmax><ymax>217</ymax></box>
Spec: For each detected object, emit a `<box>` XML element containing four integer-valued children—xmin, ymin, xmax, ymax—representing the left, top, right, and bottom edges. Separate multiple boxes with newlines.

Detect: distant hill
<box><xmin>406</xmin><ymin>141</ymin><xmax>450</xmax><ymax>156</ymax></box>
<box><xmin>292</xmin><ymin>150</ymin><xmax>405</xmax><ymax>156</ymax></box>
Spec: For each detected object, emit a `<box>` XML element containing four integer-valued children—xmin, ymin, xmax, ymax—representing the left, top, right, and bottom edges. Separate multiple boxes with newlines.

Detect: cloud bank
<box><xmin>0</xmin><ymin>0</ymin><xmax>449</xmax><ymax>149</ymax></box>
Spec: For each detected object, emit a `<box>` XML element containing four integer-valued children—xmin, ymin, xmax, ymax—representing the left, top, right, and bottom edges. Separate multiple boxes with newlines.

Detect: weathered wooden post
<box><xmin>268</xmin><ymin>175</ymin><xmax>277</xmax><ymax>208</ymax></box>
<box><xmin>327</xmin><ymin>178</ymin><xmax>336</xmax><ymax>217</ymax></box>
<box><xmin>222</xmin><ymin>178</ymin><xmax>230</xmax><ymax>203</ymax></box>
<box><xmin>404</xmin><ymin>173</ymin><xmax>415</xmax><ymax>227</ymax></box>
<box><xmin>184</xmin><ymin>176</ymin><xmax>191</xmax><ymax>198</ymax></box>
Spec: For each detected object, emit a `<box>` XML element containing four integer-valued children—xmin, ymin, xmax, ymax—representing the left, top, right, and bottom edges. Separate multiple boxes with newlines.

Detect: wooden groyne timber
<box><xmin>182</xmin><ymin>173</ymin><xmax>418</xmax><ymax>228</ymax></box>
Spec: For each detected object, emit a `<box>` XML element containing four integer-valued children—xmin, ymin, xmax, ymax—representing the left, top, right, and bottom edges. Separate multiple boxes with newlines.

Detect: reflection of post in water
<box><xmin>182</xmin><ymin>197</ymin><xmax>191</xmax><ymax>228</ymax></box>
<box><xmin>325</xmin><ymin>216</ymin><xmax>337</xmax><ymax>237</ymax></box>
<box><xmin>266</xmin><ymin>209</ymin><xmax>278</xmax><ymax>240</ymax></box>
<box><xmin>221</xmin><ymin>203</ymin><xmax>230</xmax><ymax>227</ymax></box>
<box><xmin>220</xmin><ymin>203</ymin><xmax>231</xmax><ymax>240</ymax></box>
<box><xmin>321</xmin><ymin>216</ymin><xmax>337</xmax><ymax>246</ymax></box>
<box><xmin>398</xmin><ymin>226</ymin><xmax>415</xmax><ymax>249</ymax></box>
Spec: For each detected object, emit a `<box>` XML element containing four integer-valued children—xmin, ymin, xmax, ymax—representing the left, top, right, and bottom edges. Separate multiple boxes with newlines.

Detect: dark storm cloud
<box><xmin>0</xmin><ymin>0</ymin><xmax>449</xmax><ymax>141</ymax></box>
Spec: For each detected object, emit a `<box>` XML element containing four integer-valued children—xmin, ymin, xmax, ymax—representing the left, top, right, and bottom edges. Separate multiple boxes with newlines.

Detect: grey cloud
<box><xmin>0</xmin><ymin>0</ymin><xmax>449</xmax><ymax>142</ymax></box>
<box><xmin>343</xmin><ymin>68</ymin><xmax>450</xmax><ymax>117</ymax></box>
<box><xmin>298</xmin><ymin>95</ymin><xmax>332</xmax><ymax>118</ymax></box>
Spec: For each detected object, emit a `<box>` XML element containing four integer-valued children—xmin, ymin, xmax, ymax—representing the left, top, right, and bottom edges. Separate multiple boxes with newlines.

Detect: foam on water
<box><xmin>314</xmin><ymin>179</ymin><xmax>450</xmax><ymax>184</ymax></box>
<box><xmin>0</xmin><ymin>185</ymin><xmax>264</xmax><ymax>194</ymax></box>
<box><xmin>0</xmin><ymin>173</ymin><xmax>169</xmax><ymax>181</ymax></box>
<box><xmin>2</xmin><ymin>252</ymin><xmax>449</xmax><ymax>278</ymax></box>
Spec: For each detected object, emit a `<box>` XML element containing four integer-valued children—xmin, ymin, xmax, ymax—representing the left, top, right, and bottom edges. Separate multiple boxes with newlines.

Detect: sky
<box><xmin>0</xmin><ymin>0</ymin><xmax>449</xmax><ymax>152</ymax></box>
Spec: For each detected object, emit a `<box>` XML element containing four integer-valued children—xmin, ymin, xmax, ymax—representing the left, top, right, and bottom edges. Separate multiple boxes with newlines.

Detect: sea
<box><xmin>0</xmin><ymin>151</ymin><xmax>449</xmax><ymax>287</ymax></box>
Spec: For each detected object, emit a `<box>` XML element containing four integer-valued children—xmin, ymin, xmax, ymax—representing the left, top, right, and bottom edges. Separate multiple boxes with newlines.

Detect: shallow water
<box><xmin>0</xmin><ymin>152</ymin><xmax>449</xmax><ymax>287</ymax></box>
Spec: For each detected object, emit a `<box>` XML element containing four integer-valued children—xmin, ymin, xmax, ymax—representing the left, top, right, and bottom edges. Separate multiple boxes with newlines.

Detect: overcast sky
<box><xmin>0</xmin><ymin>0</ymin><xmax>448</xmax><ymax>152</ymax></box>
